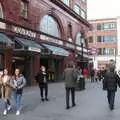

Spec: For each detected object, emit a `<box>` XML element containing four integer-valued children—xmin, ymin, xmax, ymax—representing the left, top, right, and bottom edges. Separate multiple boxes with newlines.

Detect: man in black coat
<box><xmin>103</xmin><ymin>65</ymin><xmax>120</xmax><ymax>110</ymax></box>
<box><xmin>35</xmin><ymin>66</ymin><xmax>49</xmax><ymax>102</ymax></box>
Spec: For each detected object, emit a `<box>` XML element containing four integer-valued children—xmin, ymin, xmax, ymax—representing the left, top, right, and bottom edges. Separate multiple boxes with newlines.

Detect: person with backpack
<box><xmin>103</xmin><ymin>64</ymin><xmax>120</xmax><ymax>110</ymax></box>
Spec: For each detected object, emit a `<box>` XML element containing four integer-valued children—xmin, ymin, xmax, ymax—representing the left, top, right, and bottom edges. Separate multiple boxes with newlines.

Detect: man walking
<box><xmin>35</xmin><ymin>66</ymin><xmax>49</xmax><ymax>102</ymax></box>
<box><xmin>90</xmin><ymin>68</ymin><xmax>95</xmax><ymax>82</ymax></box>
<box><xmin>103</xmin><ymin>65</ymin><xmax>120</xmax><ymax>110</ymax></box>
<box><xmin>63</xmin><ymin>63</ymin><xmax>77</xmax><ymax>109</ymax></box>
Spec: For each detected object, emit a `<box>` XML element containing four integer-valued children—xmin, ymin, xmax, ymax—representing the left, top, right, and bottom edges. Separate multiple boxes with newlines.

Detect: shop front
<box><xmin>12</xmin><ymin>37</ymin><xmax>43</xmax><ymax>85</ymax></box>
<box><xmin>40</xmin><ymin>44</ymin><xmax>69</xmax><ymax>81</ymax></box>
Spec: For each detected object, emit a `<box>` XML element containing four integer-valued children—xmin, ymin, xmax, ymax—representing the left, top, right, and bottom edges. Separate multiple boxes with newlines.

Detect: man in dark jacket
<box><xmin>63</xmin><ymin>63</ymin><xmax>77</xmax><ymax>109</ymax></box>
<box><xmin>103</xmin><ymin>65</ymin><xmax>120</xmax><ymax>110</ymax></box>
<box><xmin>35</xmin><ymin>66</ymin><xmax>49</xmax><ymax>102</ymax></box>
<box><xmin>90</xmin><ymin>68</ymin><xmax>95</xmax><ymax>82</ymax></box>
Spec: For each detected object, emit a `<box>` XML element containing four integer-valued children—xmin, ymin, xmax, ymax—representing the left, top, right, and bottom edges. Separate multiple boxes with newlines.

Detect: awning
<box><xmin>14</xmin><ymin>37</ymin><xmax>43</xmax><ymax>53</ymax></box>
<box><xmin>42</xmin><ymin>44</ymin><xmax>69</xmax><ymax>56</ymax></box>
<box><xmin>0</xmin><ymin>33</ymin><xmax>14</xmax><ymax>44</ymax></box>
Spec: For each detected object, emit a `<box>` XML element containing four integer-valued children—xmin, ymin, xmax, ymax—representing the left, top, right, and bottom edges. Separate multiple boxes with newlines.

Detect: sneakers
<box><xmin>7</xmin><ymin>105</ymin><xmax>12</xmax><ymax>111</ymax></box>
<box><xmin>16</xmin><ymin>110</ymin><xmax>20</xmax><ymax>115</ymax></box>
<box><xmin>3</xmin><ymin>110</ymin><xmax>7</xmax><ymax>115</ymax></box>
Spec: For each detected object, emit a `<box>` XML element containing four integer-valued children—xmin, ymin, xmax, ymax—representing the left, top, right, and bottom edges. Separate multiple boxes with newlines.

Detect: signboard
<box><xmin>76</xmin><ymin>46</ymin><xmax>88</xmax><ymax>53</ymax></box>
<box><xmin>88</xmin><ymin>48</ymin><xmax>97</xmax><ymax>55</ymax></box>
<box><xmin>12</xmin><ymin>26</ymin><xmax>36</xmax><ymax>38</ymax></box>
<box><xmin>28</xmin><ymin>47</ymin><xmax>41</xmax><ymax>53</ymax></box>
<box><xmin>40</xmin><ymin>35</ymin><xmax>63</xmax><ymax>46</ymax></box>
<box><xmin>0</xmin><ymin>22</ymin><xmax>6</xmax><ymax>29</ymax></box>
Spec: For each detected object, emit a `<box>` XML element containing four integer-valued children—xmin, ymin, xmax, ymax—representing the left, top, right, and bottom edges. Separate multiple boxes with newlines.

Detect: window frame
<box><xmin>20</xmin><ymin>0</ymin><xmax>29</xmax><ymax>19</ymax></box>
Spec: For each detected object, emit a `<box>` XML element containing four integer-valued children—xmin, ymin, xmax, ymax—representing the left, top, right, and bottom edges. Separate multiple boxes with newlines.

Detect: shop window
<box><xmin>0</xmin><ymin>3</ymin><xmax>3</xmax><ymax>18</ymax></box>
<box><xmin>40</xmin><ymin>15</ymin><xmax>61</xmax><ymax>38</ymax></box>
<box><xmin>21</xmin><ymin>0</ymin><xmax>28</xmax><ymax>19</ymax></box>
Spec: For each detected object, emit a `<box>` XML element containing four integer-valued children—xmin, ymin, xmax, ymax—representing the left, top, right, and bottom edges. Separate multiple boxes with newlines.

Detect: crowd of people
<box><xmin>0</xmin><ymin>62</ymin><xmax>120</xmax><ymax>116</ymax></box>
<box><xmin>0</xmin><ymin>68</ymin><xmax>26</xmax><ymax>115</ymax></box>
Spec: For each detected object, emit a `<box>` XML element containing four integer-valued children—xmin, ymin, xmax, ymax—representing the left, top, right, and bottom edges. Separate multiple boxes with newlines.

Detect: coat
<box><xmin>35</xmin><ymin>71</ymin><xmax>48</xmax><ymax>87</ymax></box>
<box><xmin>0</xmin><ymin>76</ymin><xmax>12</xmax><ymax>99</ymax></box>
<box><xmin>63</xmin><ymin>68</ymin><xmax>77</xmax><ymax>88</ymax></box>
<box><xmin>10</xmin><ymin>74</ymin><xmax>26</xmax><ymax>94</ymax></box>
<box><xmin>103</xmin><ymin>72</ymin><xmax>120</xmax><ymax>92</ymax></box>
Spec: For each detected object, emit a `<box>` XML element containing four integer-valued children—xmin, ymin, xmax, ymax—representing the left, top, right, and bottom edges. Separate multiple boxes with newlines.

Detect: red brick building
<box><xmin>0</xmin><ymin>0</ymin><xmax>89</xmax><ymax>85</ymax></box>
<box><xmin>88</xmin><ymin>18</ymin><xmax>117</xmax><ymax>70</ymax></box>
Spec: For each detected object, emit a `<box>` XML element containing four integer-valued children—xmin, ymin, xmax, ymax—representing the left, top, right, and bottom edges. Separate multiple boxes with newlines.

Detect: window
<box><xmin>103</xmin><ymin>48</ymin><xmax>115</xmax><ymax>55</ymax></box>
<box><xmin>63</xmin><ymin>0</ymin><xmax>71</xmax><ymax>6</ymax></box>
<box><xmin>74</xmin><ymin>5</ymin><xmax>81</xmax><ymax>15</ymax></box>
<box><xmin>97</xmin><ymin>24</ymin><xmax>102</xmax><ymax>30</ymax></box>
<box><xmin>76</xmin><ymin>32</ymin><xmax>86</xmax><ymax>46</ymax></box>
<box><xmin>97</xmin><ymin>48</ymin><xmax>102</xmax><ymax>55</ymax></box>
<box><xmin>81</xmin><ymin>9</ymin><xmax>86</xmax><ymax>19</ymax></box>
<box><xmin>103</xmin><ymin>23</ymin><xmax>117</xmax><ymax>30</ymax></box>
<box><xmin>89</xmin><ymin>36</ymin><xmax>93</xmax><ymax>43</ymax></box>
<box><xmin>81</xmin><ymin>0</ymin><xmax>86</xmax><ymax>3</ymax></box>
<box><xmin>21</xmin><ymin>0</ymin><xmax>28</xmax><ymax>18</ymax></box>
<box><xmin>103</xmin><ymin>36</ymin><xmax>117</xmax><ymax>43</ymax></box>
<box><xmin>97</xmin><ymin>36</ymin><xmax>102</xmax><ymax>42</ymax></box>
<box><xmin>89</xmin><ymin>25</ymin><xmax>93</xmax><ymax>31</ymax></box>
<box><xmin>0</xmin><ymin>3</ymin><xmax>3</xmax><ymax>18</ymax></box>
<box><xmin>67</xmin><ymin>23</ymin><xmax>72</xmax><ymax>39</ymax></box>
<box><xmin>40</xmin><ymin>15</ymin><xmax>61</xmax><ymax>38</ymax></box>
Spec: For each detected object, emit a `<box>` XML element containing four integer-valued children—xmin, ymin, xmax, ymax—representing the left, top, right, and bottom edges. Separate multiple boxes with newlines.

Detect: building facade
<box><xmin>0</xmin><ymin>0</ymin><xmax>89</xmax><ymax>85</ymax></box>
<box><xmin>88</xmin><ymin>18</ymin><xmax>118</xmax><ymax>70</ymax></box>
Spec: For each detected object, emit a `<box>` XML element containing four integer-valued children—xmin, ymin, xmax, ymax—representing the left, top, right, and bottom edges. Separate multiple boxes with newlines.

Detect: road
<box><xmin>1</xmin><ymin>81</ymin><xmax>120</xmax><ymax>120</ymax></box>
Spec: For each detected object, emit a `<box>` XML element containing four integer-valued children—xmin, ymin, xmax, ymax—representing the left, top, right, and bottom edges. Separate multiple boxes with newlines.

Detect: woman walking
<box><xmin>10</xmin><ymin>68</ymin><xmax>26</xmax><ymax>115</ymax></box>
<box><xmin>1</xmin><ymin>69</ymin><xmax>12</xmax><ymax>115</ymax></box>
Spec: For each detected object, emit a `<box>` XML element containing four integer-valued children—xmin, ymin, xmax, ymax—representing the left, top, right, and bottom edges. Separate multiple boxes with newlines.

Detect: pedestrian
<box><xmin>90</xmin><ymin>68</ymin><xmax>95</xmax><ymax>82</ymax></box>
<box><xmin>83</xmin><ymin>68</ymin><xmax>89</xmax><ymax>81</ymax></box>
<box><xmin>1</xmin><ymin>69</ymin><xmax>12</xmax><ymax>115</ymax></box>
<box><xmin>63</xmin><ymin>62</ymin><xmax>77</xmax><ymax>109</ymax></box>
<box><xmin>0</xmin><ymin>71</ymin><xmax>3</xmax><ymax>99</ymax></box>
<box><xmin>10</xmin><ymin>68</ymin><xmax>26</xmax><ymax>115</ymax></box>
<box><xmin>103</xmin><ymin>65</ymin><xmax>120</xmax><ymax>110</ymax></box>
<box><xmin>35</xmin><ymin>66</ymin><xmax>49</xmax><ymax>102</ymax></box>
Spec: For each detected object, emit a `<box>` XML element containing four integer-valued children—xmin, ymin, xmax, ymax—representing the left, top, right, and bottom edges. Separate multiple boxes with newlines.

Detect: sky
<box><xmin>87</xmin><ymin>0</ymin><xmax>120</xmax><ymax>20</ymax></box>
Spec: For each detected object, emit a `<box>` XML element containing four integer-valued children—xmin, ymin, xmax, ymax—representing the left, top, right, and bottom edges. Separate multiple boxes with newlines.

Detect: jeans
<box><xmin>91</xmin><ymin>76</ymin><xmax>94</xmax><ymax>82</ymax></box>
<box><xmin>107</xmin><ymin>91</ymin><xmax>115</xmax><ymax>109</ymax></box>
<box><xmin>66</xmin><ymin>87</ymin><xmax>75</xmax><ymax>107</ymax></box>
<box><xmin>40</xmin><ymin>84</ymin><xmax>48</xmax><ymax>99</ymax></box>
<box><xmin>4</xmin><ymin>99</ymin><xmax>11</xmax><ymax>110</ymax></box>
<box><xmin>13</xmin><ymin>92</ymin><xmax>22</xmax><ymax>111</ymax></box>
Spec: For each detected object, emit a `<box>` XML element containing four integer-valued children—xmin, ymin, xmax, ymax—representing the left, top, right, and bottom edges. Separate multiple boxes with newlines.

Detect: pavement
<box><xmin>1</xmin><ymin>81</ymin><xmax>120</xmax><ymax>120</ymax></box>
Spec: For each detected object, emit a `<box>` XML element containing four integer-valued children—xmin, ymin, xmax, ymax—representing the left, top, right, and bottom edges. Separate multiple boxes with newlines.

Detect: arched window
<box><xmin>76</xmin><ymin>32</ymin><xmax>85</xmax><ymax>47</ymax></box>
<box><xmin>40</xmin><ymin>15</ymin><xmax>61</xmax><ymax>38</ymax></box>
<box><xmin>0</xmin><ymin>3</ymin><xmax>3</xmax><ymax>18</ymax></box>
